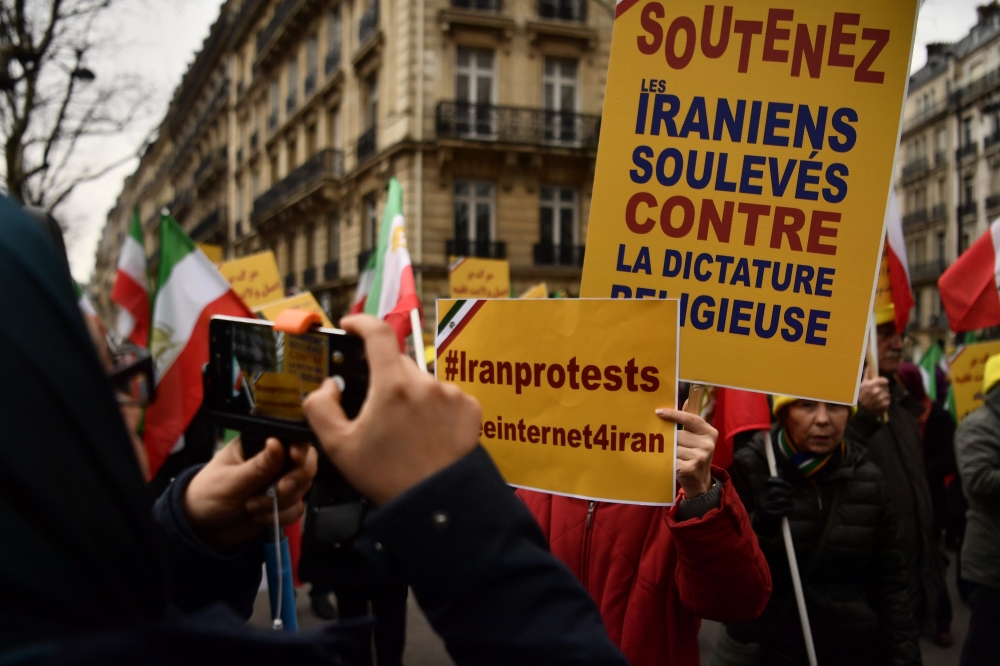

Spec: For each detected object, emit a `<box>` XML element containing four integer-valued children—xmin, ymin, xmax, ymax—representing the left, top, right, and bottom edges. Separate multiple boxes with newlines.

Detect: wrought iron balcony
<box><xmin>958</xmin><ymin>200</ymin><xmax>977</xmax><ymax>218</ymax></box>
<box><xmin>908</xmin><ymin>259</ymin><xmax>948</xmax><ymax>283</ymax></box>
<box><xmin>987</xmin><ymin>194</ymin><xmax>1000</xmax><ymax>212</ymax></box>
<box><xmin>251</xmin><ymin>149</ymin><xmax>345</xmax><ymax>224</ymax></box>
<box><xmin>452</xmin><ymin>0</ymin><xmax>501</xmax><ymax>9</ymax></box>
<box><xmin>324</xmin><ymin>260</ymin><xmax>340</xmax><ymax>281</ymax></box>
<box><xmin>956</xmin><ymin>143</ymin><xmax>978</xmax><ymax>161</ymax></box>
<box><xmin>257</xmin><ymin>0</ymin><xmax>297</xmax><ymax>56</ymax></box>
<box><xmin>900</xmin><ymin>157</ymin><xmax>928</xmax><ymax>180</ymax></box>
<box><xmin>357</xmin><ymin>127</ymin><xmax>377</xmax><ymax>163</ymax></box>
<box><xmin>437</xmin><ymin>102</ymin><xmax>601</xmax><ymax>149</ymax></box>
<box><xmin>190</xmin><ymin>208</ymin><xmax>225</xmax><ymax>242</ymax></box>
<box><xmin>303</xmin><ymin>266</ymin><xmax>317</xmax><ymax>286</ymax></box>
<box><xmin>902</xmin><ymin>209</ymin><xmax>927</xmax><ymax>229</ymax></box>
<box><xmin>533</xmin><ymin>242</ymin><xmax>584</xmax><ymax>267</ymax></box>
<box><xmin>359</xmin><ymin>1</ymin><xmax>379</xmax><ymax>44</ymax></box>
<box><xmin>325</xmin><ymin>44</ymin><xmax>341</xmax><ymax>74</ymax></box>
<box><xmin>930</xmin><ymin>204</ymin><xmax>946</xmax><ymax>221</ymax></box>
<box><xmin>538</xmin><ymin>0</ymin><xmax>585</xmax><ymax>21</ymax></box>
<box><xmin>357</xmin><ymin>249</ymin><xmax>374</xmax><ymax>272</ymax></box>
<box><xmin>446</xmin><ymin>239</ymin><xmax>507</xmax><ymax>259</ymax></box>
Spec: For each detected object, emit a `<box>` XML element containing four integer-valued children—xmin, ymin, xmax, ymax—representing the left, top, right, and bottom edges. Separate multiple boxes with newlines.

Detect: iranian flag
<box><xmin>144</xmin><ymin>214</ymin><xmax>253</xmax><ymax>476</ymax></box>
<box><xmin>939</xmin><ymin>219</ymin><xmax>1000</xmax><ymax>332</ymax></box>
<box><xmin>111</xmin><ymin>208</ymin><xmax>150</xmax><ymax>346</ymax></box>
<box><xmin>883</xmin><ymin>189</ymin><xmax>914</xmax><ymax>333</ymax></box>
<box><xmin>357</xmin><ymin>178</ymin><xmax>422</xmax><ymax>349</ymax></box>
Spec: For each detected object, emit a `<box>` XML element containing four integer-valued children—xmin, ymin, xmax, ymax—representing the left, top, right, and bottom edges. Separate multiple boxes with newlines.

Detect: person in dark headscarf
<box><xmin>0</xmin><ymin>193</ymin><xmax>632</xmax><ymax>665</ymax></box>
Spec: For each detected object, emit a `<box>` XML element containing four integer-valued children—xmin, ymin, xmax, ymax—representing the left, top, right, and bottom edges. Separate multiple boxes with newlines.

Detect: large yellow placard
<box><xmin>449</xmin><ymin>257</ymin><xmax>510</xmax><ymax>298</ymax></box>
<box><xmin>580</xmin><ymin>1</ymin><xmax>918</xmax><ymax>404</ymax></box>
<box><xmin>436</xmin><ymin>299</ymin><xmax>679</xmax><ymax>504</ymax></box>
<box><xmin>951</xmin><ymin>341</ymin><xmax>1000</xmax><ymax>423</ymax></box>
<box><xmin>219</xmin><ymin>252</ymin><xmax>284</xmax><ymax>307</ymax></box>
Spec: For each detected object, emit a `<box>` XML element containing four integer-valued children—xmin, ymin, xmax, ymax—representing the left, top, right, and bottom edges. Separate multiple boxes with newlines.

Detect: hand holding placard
<box><xmin>655</xmin><ymin>404</ymin><xmax>716</xmax><ymax>499</ymax></box>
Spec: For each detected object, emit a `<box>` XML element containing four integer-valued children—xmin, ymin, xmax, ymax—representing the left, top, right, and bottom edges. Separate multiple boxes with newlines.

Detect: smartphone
<box><xmin>206</xmin><ymin>315</ymin><xmax>368</xmax><ymax>491</ymax></box>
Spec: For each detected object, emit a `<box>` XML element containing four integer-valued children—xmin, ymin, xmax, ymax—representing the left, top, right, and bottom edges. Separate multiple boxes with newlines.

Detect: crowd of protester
<box><xmin>2</xmin><ymin>191</ymin><xmax>999</xmax><ymax>666</ymax></box>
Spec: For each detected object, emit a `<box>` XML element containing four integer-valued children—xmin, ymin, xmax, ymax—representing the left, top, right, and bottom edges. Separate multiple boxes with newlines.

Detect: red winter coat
<box><xmin>517</xmin><ymin>469</ymin><xmax>771</xmax><ymax>666</ymax></box>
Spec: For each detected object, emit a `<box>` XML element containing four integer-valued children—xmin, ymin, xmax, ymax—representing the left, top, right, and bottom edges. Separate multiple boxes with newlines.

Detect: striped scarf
<box><xmin>777</xmin><ymin>429</ymin><xmax>844</xmax><ymax>483</ymax></box>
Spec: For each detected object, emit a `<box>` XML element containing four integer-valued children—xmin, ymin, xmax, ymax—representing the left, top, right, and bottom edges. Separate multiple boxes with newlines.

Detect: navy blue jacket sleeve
<box><xmin>363</xmin><ymin>446</ymin><xmax>628</xmax><ymax>666</ymax></box>
<box><xmin>151</xmin><ymin>465</ymin><xmax>264</xmax><ymax>619</ymax></box>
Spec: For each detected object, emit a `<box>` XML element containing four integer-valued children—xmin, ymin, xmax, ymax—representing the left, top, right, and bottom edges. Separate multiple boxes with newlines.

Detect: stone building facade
<box><xmin>95</xmin><ymin>0</ymin><xmax>613</xmax><ymax>329</ymax></box>
<box><xmin>897</xmin><ymin>2</ymin><xmax>1000</xmax><ymax>346</ymax></box>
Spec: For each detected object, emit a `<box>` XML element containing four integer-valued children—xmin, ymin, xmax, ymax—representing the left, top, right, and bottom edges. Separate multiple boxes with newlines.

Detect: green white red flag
<box><xmin>111</xmin><ymin>208</ymin><xmax>151</xmax><ymax>346</ymax></box>
<box><xmin>144</xmin><ymin>214</ymin><xmax>253</xmax><ymax>476</ymax></box>
<box><xmin>352</xmin><ymin>178</ymin><xmax>422</xmax><ymax>348</ymax></box>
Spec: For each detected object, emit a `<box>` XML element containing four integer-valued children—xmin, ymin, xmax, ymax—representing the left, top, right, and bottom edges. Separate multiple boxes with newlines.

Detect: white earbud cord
<box><xmin>267</xmin><ymin>485</ymin><xmax>284</xmax><ymax>630</ymax></box>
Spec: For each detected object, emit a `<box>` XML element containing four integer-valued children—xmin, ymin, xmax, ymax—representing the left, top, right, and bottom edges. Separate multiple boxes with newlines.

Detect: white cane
<box><xmin>763</xmin><ymin>431</ymin><xmax>818</xmax><ymax>666</ymax></box>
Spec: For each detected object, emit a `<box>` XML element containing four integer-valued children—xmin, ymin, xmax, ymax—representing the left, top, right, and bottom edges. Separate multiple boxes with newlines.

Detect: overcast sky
<box><xmin>64</xmin><ymin>0</ymin><xmax>988</xmax><ymax>283</ymax></box>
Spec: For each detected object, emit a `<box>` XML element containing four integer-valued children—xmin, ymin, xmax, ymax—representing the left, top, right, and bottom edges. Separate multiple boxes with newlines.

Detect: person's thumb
<box><xmin>303</xmin><ymin>377</ymin><xmax>351</xmax><ymax>450</ymax></box>
<box><xmin>235</xmin><ymin>438</ymin><xmax>285</xmax><ymax>492</ymax></box>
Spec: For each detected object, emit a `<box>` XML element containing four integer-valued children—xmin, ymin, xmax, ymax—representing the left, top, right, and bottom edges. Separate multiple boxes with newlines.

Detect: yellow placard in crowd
<box><xmin>219</xmin><ymin>252</ymin><xmax>284</xmax><ymax>307</ymax></box>
<box><xmin>579</xmin><ymin>0</ymin><xmax>919</xmax><ymax>404</ymax></box>
<box><xmin>520</xmin><ymin>282</ymin><xmax>549</xmax><ymax>299</ymax></box>
<box><xmin>449</xmin><ymin>257</ymin><xmax>510</xmax><ymax>298</ymax></box>
<box><xmin>197</xmin><ymin>243</ymin><xmax>224</xmax><ymax>264</ymax></box>
<box><xmin>436</xmin><ymin>299</ymin><xmax>679</xmax><ymax>504</ymax></box>
<box><xmin>256</xmin><ymin>292</ymin><xmax>335</xmax><ymax>328</ymax></box>
<box><xmin>950</xmin><ymin>341</ymin><xmax>1000</xmax><ymax>423</ymax></box>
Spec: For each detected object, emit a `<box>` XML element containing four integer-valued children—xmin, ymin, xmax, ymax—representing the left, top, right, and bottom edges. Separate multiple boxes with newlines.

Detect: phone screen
<box><xmin>208</xmin><ymin>316</ymin><xmax>368</xmax><ymax>427</ymax></box>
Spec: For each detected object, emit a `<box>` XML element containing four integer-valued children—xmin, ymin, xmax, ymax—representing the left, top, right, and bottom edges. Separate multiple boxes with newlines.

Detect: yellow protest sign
<box><xmin>198</xmin><ymin>243</ymin><xmax>224</xmax><ymax>264</ymax></box>
<box><xmin>579</xmin><ymin>1</ymin><xmax>918</xmax><ymax>404</ymax></box>
<box><xmin>449</xmin><ymin>257</ymin><xmax>510</xmax><ymax>298</ymax></box>
<box><xmin>256</xmin><ymin>292</ymin><xmax>335</xmax><ymax>328</ymax></box>
<box><xmin>219</xmin><ymin>252</ymin><xmax>284</xmax><ymax>307</ymax></box>
<box><xmin>520</xmin><ymin>282</ymin><xmax>549</xmax><ymax>299</ymax></box>
<box><xmin>436</xmin><ymin>299</ymin><xmax>679</xmax><ymax>504</ymax></box>
<box><xmin>950</xmin><ymin>341</ymin><xmax>1000</xmax><ymax>423</ymax></box>
<box><xmin>253</xmin><ymin>372</ymin><xmax>305</xmax><ymax>420</ymax></box>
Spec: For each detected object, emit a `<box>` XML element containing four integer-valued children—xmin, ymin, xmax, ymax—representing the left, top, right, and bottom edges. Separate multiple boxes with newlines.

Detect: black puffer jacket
<box><xmin>726</xmin><ymin>426</ymin><xmax>920</xmax><ymax>666</ymax></box>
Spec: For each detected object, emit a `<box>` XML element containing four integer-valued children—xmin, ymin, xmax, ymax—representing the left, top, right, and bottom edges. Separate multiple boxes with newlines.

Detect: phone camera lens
<box><xmin>332</xmin><ymin>350</ymin><xmax>345</xmax><ymax>364</ymax></box>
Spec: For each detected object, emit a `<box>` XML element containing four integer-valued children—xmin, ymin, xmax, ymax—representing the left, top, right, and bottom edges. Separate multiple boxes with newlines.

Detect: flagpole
<box><xmin>866</xmin><ymin>311</ymin><xmax>889</xmax><ymax>423</ymax></box>
<box><xmin>410</xmin><ymin>308</ymin><xmax>427</xmax><ymax>372</ymax></box>
<box><xmin>764</xmin><ymin>430</ymin><xmax>818</xmax><ymax>666</ymax></box>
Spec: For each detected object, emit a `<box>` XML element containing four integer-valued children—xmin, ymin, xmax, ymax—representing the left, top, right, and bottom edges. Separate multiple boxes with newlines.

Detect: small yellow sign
<box><xmin>256</xmin><ymin>292</ymin><xmax>335</xmax><ymax>328</ymax></box>
<box><xmin>449</xmin><ymin>257</ymin><xmax>510</xmax><ymax>299</ymax></box>
<box><xmin>519</xmin><ymin>282</ymin><xmax>549</xmax><ymax>299</ymax></box>
<box><xmin>197</xmin><ymin>243</ymin><xmax>224</xmax><ymax>264</ymax></box>
<box><xmin>579</xmin><ymin>0</ymin><xmax>919</xmax><ymax>404</ymax></box>
<box><xmin>436</xmin><ymin>299</ymin><xmax>679</xmax><ymax>504</ymax></box>
<box><xmin>219</xmin><ymin>252</ymin><xmax>284</xmax><ymax>307</ymax></box>
<box><xmin>950</xmin><ymin>341</ymin><xmax>1000</xmax><ymax>423</ymax></box>
<box><xmin>253</xmin><ymin>372</ymin><xmax>305</xmax><ymax>420</ymax></box>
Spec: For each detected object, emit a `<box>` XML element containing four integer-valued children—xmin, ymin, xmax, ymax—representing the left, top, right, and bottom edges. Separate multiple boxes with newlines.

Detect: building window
<box><xmin>936</xmin><ymin>231</ymin><xmax>945</xmax><ymax>262</ymax></box>
<box><xmin>305</xmin><ymin>225</ymin><xmax>316</xmax><ymax>269</ymax></box>
<box><xmin>365</xmin><ymin>75</ymin><xmax>379</xmax><ymax>130</ymax></box>
<box><xmin>237</xmin><ymin>183</ymin><xmax>245</xmax><ymax>233</ymax></box>
<box><xmin>287</xmin><ymin>139</ymin><xmax>297</xmax><ymax>172</ymax></box>
<box><xmin>363</xmin><ymin>194</ymin><xmax>378</xmax><ymax>250</ymax></box>
<box><xmin>269</xmin><ymin>153</ymin><xmax>279</xmax><ymax>186</ymax></box>
<box><xmin>328</xmin><ymin>212</ymin><xmax>340</xmax><ymax>261</ymax></box>
<box><xmin>544</xmin><ymin>57</ymin><xmax>579</xmax><ymax>142</ymax></box>
<box><xmin>455</xmin><ymin>47</ymin><xmax>495</xmax><ymax>136</ymax></box>
<box><xmin>539</xmin><ymin>186</ymin><xmax>577</xmax><ymax>246</ymax></box>
<box><xmin>963</xmin><ymin>174</ymin><xmax>975</xmax><ymax>204</ymax></box>
<box><xmin>539</xmin><ymin>0</ymin><xmax>586</xmax><ymax>22</ymax></box>
<box><xmin>306</xmin><ymin>123</ymin><xmax>317</xmax><ymax>158</ymax></box>
<box><xmin>454</xmin><ymin>180</ymin><xmax>494</xmax><ymax>244</ymax></box>
<box><xmin>252</xmin><ymin>169</ymin><xmax>260</xmax><ymax>198</ymax></box>
<box><xmin>962</xmin><ymin>116</ymin><xmax>974</xmax><ymax>146</ymax></box>
<box><xmin>326</xmin><ymin>7</ymin><xmax>342</xmax><ymax>74</ymax></box>
<box><xmin>286</xmin><ymin>57</ymin><xmax>298</xmax><ymax>112</ymax></box>
<box><xmin>285</xmin><ymin>234</ymin><xmax>296</xmax><ymax>283</ymax></box>
<box><xmin>305</xmin><ymin>36</ymin><xmax>318</xmax><ymax>95</ymax></box>
<box><xmin>329</xmin><ymin>108</ymin><xmax>341</xmax><ymax>149</ymax></box>
<box><xmin>269</xmin><ymin>79</ymin><xmax>279</xmax><ymax>129</ymax></box>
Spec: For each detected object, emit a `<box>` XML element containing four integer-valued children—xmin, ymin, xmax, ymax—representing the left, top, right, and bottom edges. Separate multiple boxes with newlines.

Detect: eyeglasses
<box><xmin>108</xmin><ymin>342</ymin><xmax>155</xmax><ymax>406</ymax></box>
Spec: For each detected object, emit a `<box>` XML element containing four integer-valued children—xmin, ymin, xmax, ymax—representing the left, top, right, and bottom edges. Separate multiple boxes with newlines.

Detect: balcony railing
<box><xmin>257</xmin><ymin>0</ymin><xmax>297</xmax><ymax>56</ymax></box>
<box><xmin>539</xmin><ymin>0</ymin><xmax>585</xmax><ymax>21</ymax></box>
<box><xmin>325</xmin><ymin>44</ymin><xmax>342</xmax><ymax>74</ymax></box>
<box><xmin>357</xmin><ymin>249</ymin><xmax>374</xmax><ymax>272</ymax></box>
<box><xmin>908</xmin><ymin>259</ymin><xmax>948</xmax><ymax>283</ymax></box>
<box><xmin>987</xmin><ymin>194</ymin><xmax>1000</xmax><ymax>212</ymax></box>
<box><xmin>437</xmin><ymin>102</ymin><xmax>601</xmax><ymax>149</ymax></box>
<box><xmin>190</xmin><ymin>208</ymin><xmax>225</xmax><ymax>242</ymax></box>
<box><xmin>251</xmin><ymin>148</ymin><xmax>345</xmax><ymax>224</ymax></box>
<box><xmin>956</xmin><ymin>143</ymin><xmax>978</xmax><ymax>161</ymax></box>
<box><xmin>193</xmin><ymin>146</ymin><xmax>227</xmax><ymax>185</ymax></box>
<box><xmin>958</xmin><ymin>200</ymin><xmax>978</xmax><ymax>218</ymax></box>
<box><xmin>533</xmin><ymin>243</ymin><xmax>584</xmax><ymax>267</ymax></box>
<box><xmin>452</xmin><ymin>0</ymin><xmax>501</xmax><ymax>9</ymax></box>
<box><xmin>324</xmin><ymin>260</ymin><xmax>340</xmax><ymax>281</ymax></box>
<box><xmin>902</xmin><ymin>209</ymin><xmax>928</xmax><ymax>228</ymax></box>
<box><xmin>359</xmin><ymin>2</ymin><xmax>379</xmax><ymax>44</ymax></box>
<box><xmin>303</xmin><ymin>266</ymin><xmax>317</xmax><ymax>286</ymax></box>
<box><xmin>930</xmin><ymin>203</ymin><xmax>946</xmax><ymax>221</ymax></box>
<box><xmin>952</xmin><ymin>64</ymin><xmax>1000</xmax><ymax>106</ymax></box>
<box><xmin>357</xmin><ymin>127</ymin><xmax>377</xmax><ymax>162</ymax></box>
<box><xmin>446</xmin><ymin>239</ymin><xmax>507</xmax><ymax>259</ymax></box>
<box><xmin>901</xmin><ymin>157</ymin><xmax>928</xmax><ymax>180</ymax></box>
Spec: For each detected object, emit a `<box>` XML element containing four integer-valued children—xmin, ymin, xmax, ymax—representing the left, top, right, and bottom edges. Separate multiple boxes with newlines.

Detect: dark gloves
<box><xmin>752</xmin><ymin>477</ymin><xmax>793</xmax><ymax>537</ymax></box>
